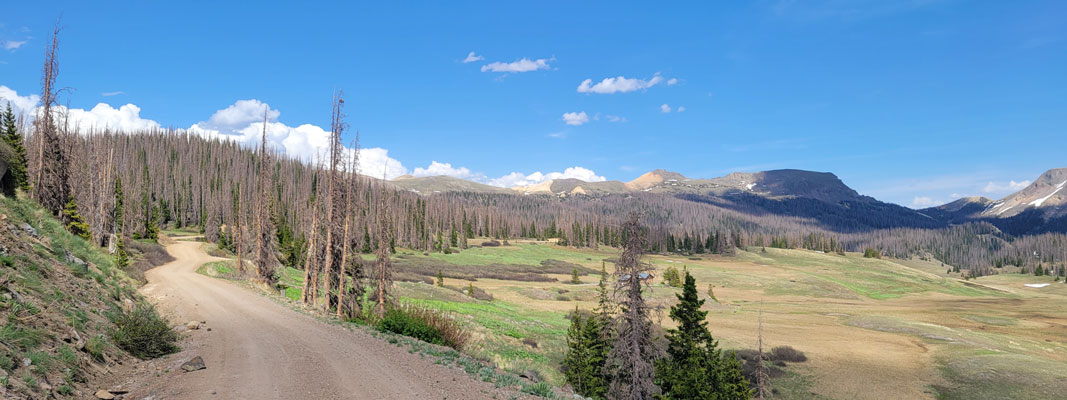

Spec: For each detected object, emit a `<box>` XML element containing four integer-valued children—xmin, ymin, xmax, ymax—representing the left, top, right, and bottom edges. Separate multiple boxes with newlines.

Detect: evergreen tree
<box><xmin>62</xmin><ymin>196</ymin><xmax>91</xmax><ymax>241</ymax></box>
<box><xmin>572</xmin><ymin>267</ymin><xmax>581</xmax><ymax>284</ymax></box>
<box><xmin>437</xmin><ymin>270</ymin><xmax>445</xmax><ymax>287</ymax></box>
<box><xmin>2</xmin><ymin>103</ymin><xmax>29</xmax><ymax>191</ymax></box>
<box><xmin>654</xmin><ymin>272</ymin><xmax>752</xmax><ymax>399</ymax></box>
<box><xmin>563</xmin><ymin>308</ymin><xmax>609</xmax><ymax>399</ymax></box>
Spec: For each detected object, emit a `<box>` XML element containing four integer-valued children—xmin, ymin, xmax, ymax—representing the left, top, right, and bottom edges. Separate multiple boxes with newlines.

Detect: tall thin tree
<box><xmin>33</xmin><ymin>22</ymin><xmax>71</xmax><ymax>216</ymax></box>
<box><xmin>608</xmin><ymin>213</ymin><xmax>659</xmax><ymax>399</ymax></box>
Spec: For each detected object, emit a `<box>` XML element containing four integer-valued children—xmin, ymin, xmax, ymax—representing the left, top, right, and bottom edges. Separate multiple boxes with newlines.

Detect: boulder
<box><xmin>181</xmin><ymin>356</ymin><xmax>206</xmax><ymax>372</ymax></box>
<box><xmin>20</xmin><ymin>223</ymin><xmax>37</xmax><ymax>237</ymax></box>
<box><xmin>94</xmin><ymin>389</ymin><xmax>116</xmax><ymax>399</ymax></box>
<box><xmin>186</xmin><ymin>321</ymin><xmax>201</xmax><ymax>330</ymax></box>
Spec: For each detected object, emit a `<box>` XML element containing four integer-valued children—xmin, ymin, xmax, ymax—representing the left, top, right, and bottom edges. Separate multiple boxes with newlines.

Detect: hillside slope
<box><xmin>0</xmin><ymin>195</ymin><xmax>166</xmax><ymax>399</ymax></box>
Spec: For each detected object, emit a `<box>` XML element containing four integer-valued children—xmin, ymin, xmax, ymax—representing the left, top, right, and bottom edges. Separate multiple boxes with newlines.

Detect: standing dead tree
<box><xmin>301</xmin><ymin>160</ymin><xmax>323</xmax><ymax>304</ymax></box>
<box><xmin>254</xmin><ymin>109</ymin><xmax>278</xmax><ymax>284</ymax></box>
<box><xmin>321</xmin><ymin>91</ymin><xmax>346</xmax><ymax>312</ymax></box>
<box><xmin>374</xmin><ymin>171</ymin><xmax>394</xmax><ymax>318</ymax></box>
<box><xmin>32</xmin><ymin>22</ymin><xmax>71</xmax><ymax>217</ymax></box>
<box><xmin>337</xmin><ymin>134</ymin><xmax>361</xmax><ymax>319</ymax></box>
<box><xmin>233</xmin><ymin>183</ymin><xmax>244</xmax><ymax>275</ymax></box>
<box><xmin>608</xmin><ymin>212</ymin><xmax>660</xmax><ymax>399</ymax></box>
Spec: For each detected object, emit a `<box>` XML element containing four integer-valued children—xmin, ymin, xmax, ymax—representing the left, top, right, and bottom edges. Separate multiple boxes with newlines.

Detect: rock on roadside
<box><xmin>181</xmin><ymin>356</ymin><xmax>206</xmax><ymax>372</ymax></box>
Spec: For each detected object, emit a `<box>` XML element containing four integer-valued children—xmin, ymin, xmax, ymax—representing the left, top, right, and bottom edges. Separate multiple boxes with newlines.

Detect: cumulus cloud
<box><xmin>1</xmin><ymin>40</ymin><xmax>27</xmax><ymax>50</ymax></box>
<box><xmin>911</xmin><ymin>196</ymin><xmax>938</xmax><ymax>208</ymax></box>
<box><xmin>481</xmin><ymin>57</ymin><xmax>551</xmax><ymax>73</ymax></box>
<box><xmin>0</xmin><ymin>85</ymin><xmax>40</xmax><ymax>116</ymax></box>
<box><xmin>62</xmin><ymin>103</ymin><xmax>162</xmax><ymax>131</ymax></box>
<box><xmin>577</xmin><ymin>73</ymin><xmax>667</xmax><ymax>94</ymax></box>
<box><xmin>660</xmin><ymin>104</ymin><xmax>671</xmax><ymax>113</ymax></box>
<box><xmin>984</xmin><ymin>180</ymin><xmax>1031</xmax><ymax>193</ymax></box>
<box><xmin>412</xmin><ymin>161</ymin><xmax>486</xmax><ymax>181</ymax></box>
<box><xmin>667</xmin><ymin>78</ymin><xmax>679</xmax><ymax>85</ymax></box>
<box><xmin>1</xmin><ymin>85</ymin><xmax>606</xmax><ymax>185</ymax></box>
<box><xmin>462</xmin><ymin>52</ymin><xmax>484</xmax><ymax>63</ymax></box>
<box><xmin>562</xmin><ymin>111</ymin><xmax>589</xmax><ymax>126</ymax></box>
<box><xmin>488</xmin><ymin>167</ymin><xmax>606</xmax><ymax>188</ymax></box>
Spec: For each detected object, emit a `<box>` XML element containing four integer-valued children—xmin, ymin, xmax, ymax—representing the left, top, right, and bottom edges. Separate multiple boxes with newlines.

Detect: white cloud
<box><xmin>481</xmin><ymin>57</ymin><xmax>551</xmax><ymax>73</ymax></box>
<box><xmin>660</xmin><ymin>104</ymin><xmax>672</xmax><ymax>113</ymax></box>
<box><xmin>0</xmin><ymin>85</ymin><xmax>40</xmax><ymax>116</ymax></box>
<box><xmin>547</xmin><ymin>131</ymin><xmax>567</xmax><ymax>139</ymax></box>
<box><xmin>412</xmin><ymin>161</ymin><xmax>485</xmax><ymax>181</ymax></box>
<box><xmin>61</xmin><ymin>103</ymin><xmax>162</xmax><ymax>131</ymax></box>
<box><xmin>0</xmin><ymin>85</ymin><xmax>606</xmax><ymax>185</ymax></box>
<box><xmin>984</xmin><ymin>180</ymin><xmax>1031</xmax><ymax>194</ymax></box>
<box><xmin>101</xmin><ymin>91</ymin><xmax>124</xmax><ymax>97</ymax></box>
<box><xmin>462</xmin><ymin>52</ymin><xmax>484</xmax><ymax>63</ymax></box>
<box><xmin>577</xmin><ymin>73</ymin><xmax>667</xmax><ymax>94</ymax></box>
<box><xmin>562</xmin><ymin>111</ymin><xmax>589</xmax><ymax>126</ymax></box>
<box><xmin>606</xmin><ymin>115</ymin><xmax>626</xmax><ymax>123</ymax></box>
<box><xmin>676</xmin><ymin>106</ymin><xmax>686</xmax><ymax>112</ymax></box>
<box><xmin>1</xmin><ymin>40</ymin><xmax>27</xmax><ymax>50</ymax></box>
<box><xmin>912</xmin><ymin>196</ymin><xmax>938</xmax><ymax>207</ymax></box>
<box><xmin>667</xmin><ymin>78</ymin><xmax>679</xmax><ymax>85</ymax></box>
<box><xmin>488</xmin><ymin>166</ymin><xmax>607</xmax><ymax>188</ymax></box>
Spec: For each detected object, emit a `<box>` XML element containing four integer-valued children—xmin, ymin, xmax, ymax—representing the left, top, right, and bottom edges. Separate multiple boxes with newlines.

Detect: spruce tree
<box><xmin>2</xmin><ymin>103</ymin><xmax>28</xmax><ymax>191</ymax></box>
<box><xmin>563</xmin><ymin>308</ymin><xmax>609</xmax><ymax>399</ymax></box>
<box><xmin>654</xmin><ymin>272</ymin><xmax>752</xmax><ymax>399</ymax></box>
<box><xmin>62</xmin><ymin>196</ymin><xmax>91</xmax><ymax>241</ymax></box>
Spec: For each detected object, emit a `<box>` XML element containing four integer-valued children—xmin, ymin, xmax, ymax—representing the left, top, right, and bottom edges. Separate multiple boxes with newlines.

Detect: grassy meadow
<box><xmin>198</xmin><ymin>236</ymin><xmax>1067</xmax><ymax>399</ymax></box>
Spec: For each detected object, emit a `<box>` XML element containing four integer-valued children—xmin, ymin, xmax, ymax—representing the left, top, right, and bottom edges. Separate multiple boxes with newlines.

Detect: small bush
<box><xmin>663</xmin><ymin>266</ymin><xmax>682</xmax><ymax>287</ymax></box>
<box><xmin>770</xmin><ymin>346</ymin><xmax>807</xmax><ymax>362</ymax></box>
<box><xmin>863</xmin><ymin>248</ymin><xmax>881</xmax><ymax>259</ymax></box>
<box><xmin>481</xmin><ymin>240</ymin><xmax>501</xmax><ymax>247</ymax></box>
<box><xmin>85</xmin><ymin>334</ymin><xmax>107</xmax><ymax>362</ymax></box>
<box><xmin>108</xmin><ymin>304</ymin><xmax>180</xmax><ymax>359</ymax></box>
<box><xmin>522</xmin><ymin>337</ymin><xmax>539</xmax><ymax>348</ymax></box>
<box><xmin>521</xmin><ymin>381</ymin><xmax>555</xmax><ymax>398</ymax></box>
<box><xmin>378</xmin><ymin>304</ymin><xmax>470</xmax><ymax>350</ymax></box>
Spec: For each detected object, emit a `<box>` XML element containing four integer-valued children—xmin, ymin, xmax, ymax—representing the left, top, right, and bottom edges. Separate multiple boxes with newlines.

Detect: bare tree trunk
<box><xmin>235</xmin><ymin>184</ymin><xmax>243</xmax><ymax>275</ymax></box>
<box><xmin>301</xmin><ymin>176</ymin><xmax>320</xmax><ymax>304</ymax></box>
<box><xmin>757</xmin><ymin>298</ymin><xmax>767</xmax><ymax>400</ymax></box>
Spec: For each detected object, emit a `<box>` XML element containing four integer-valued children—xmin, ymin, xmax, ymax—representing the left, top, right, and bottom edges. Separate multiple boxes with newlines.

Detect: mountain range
<box><xmin>391</xmin><ymin>167</ymin><xmax>1067</xmax><ymax>235</ymax></box>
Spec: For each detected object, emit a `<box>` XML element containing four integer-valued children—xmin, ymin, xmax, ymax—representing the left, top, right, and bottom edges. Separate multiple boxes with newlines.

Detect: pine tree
<box><xmin>654</xmin><ymin>272</ymin><xmax>752</xmax><ymax>399</ymax></box>
<box><xmin>2</xmin><ymin>103</ymin><xmax>28</xmax><ymax>191</ymax></box>
<box><xmin>436</xmin><ymin>270</ymin><xmax>445</xmax><ymax>287</ymax></box>
<box><xmin>563</xmin><ymin>307</ymin><xmax>609</xmax><ymax>399</ymax></box>
<box><xmin>572</xmin><ymin>267</ymin><xmax>581</xmax><ymax>284</ymax></box>
<box><xmin>63</xmin><ymin>196</ymin><xmax>91</xmax><ymax>241</ymax></box>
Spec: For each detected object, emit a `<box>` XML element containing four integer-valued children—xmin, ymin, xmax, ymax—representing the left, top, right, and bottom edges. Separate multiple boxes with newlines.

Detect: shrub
<box><xmin>863</xmin><ymin>248</ymin><xmax>881</xmax><ymax>259</ymax></box>
<box><xmin>481</xmin><ymin>240</ymin><xmax>501</xmax><ymax>247</ymax></box>
<box><xmin>108</xmin><ymin>304</ymin><xmax>180</xmax><ymax>359</ymax></box>
<box><xmin>84</xmin><ymin>335</ymin><xmax>106</xmax><ymax>362</ymax></box>
<box><xmin>520</xmin><ymin>381</ymin><xmax>555</xmax><ymax>398</ymax></box>
<box><xmin>770</xmin><ymin>346</ymin><xmax>807</xmax><ymax>362</ymax></box>
<box><xmin>378</xmin><ymin>304</ymin><xmax>470</xmax><ymax>350</ymax></box>
<box><xmin>663</xmin><ymin>266</ymin><xmax>682</xmax><ymax>287</ymax></box>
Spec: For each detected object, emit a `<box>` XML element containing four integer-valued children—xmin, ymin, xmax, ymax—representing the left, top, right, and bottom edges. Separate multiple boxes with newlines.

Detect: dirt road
<box><xmin>111</xmin><ymin>237</ymin><xmax>512</xmax><ymax>399</ymax></box>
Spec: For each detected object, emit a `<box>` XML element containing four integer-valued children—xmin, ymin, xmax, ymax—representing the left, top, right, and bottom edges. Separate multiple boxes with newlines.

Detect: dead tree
<box><xmin>320</xmin><ymin>91</ymin><xmax>346</xmax><ymax>312</ymax></box>
<box><xmin>608</xmin><ymin>212</ymin><xmax>659</xmax><ymax>399</ymax></box>
<box><xmin>301</xmin><ymin>163</ymin><xmax>322</xmax><ymax>304</ymax></box>
<box><xmin>234</xmin><ymin>183</ymin><xmax>244</xmax><ymax>274</ymax></box>
<box><xmin>374</xmin><ymin>175</ymin><xmax>393</xmax><ymax>318</ymax></box>
<box><xmin>32</xmin><ymin>22</ymin><xmax>71</xmax><ymax>217</ymax></box>
<box><xmin>255</xmin><ymin>109</ymin><xmax>277</xmax><ymax>284</ymax></box>
<box><xmin>337</xmin><ymin>134</ymin><xmax>360</xmax><ymax>318</ymax></box>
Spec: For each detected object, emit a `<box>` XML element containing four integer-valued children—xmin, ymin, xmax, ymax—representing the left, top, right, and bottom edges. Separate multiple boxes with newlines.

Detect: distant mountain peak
<box><xmin>983</xmin><ymin>167</ymin><xmax>1067</xmax><ymax>219</ymax></box>
<box><xmin>627</xmin><ymin>169</ymin><xmax>687</xmax><ymax>190</ymax></box>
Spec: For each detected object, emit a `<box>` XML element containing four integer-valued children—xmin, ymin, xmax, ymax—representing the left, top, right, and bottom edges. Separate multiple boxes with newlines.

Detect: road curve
<box><xmin>119</xmin><ymin>237</ymin><xmax>508</xmax><ymax>399</ymax></box>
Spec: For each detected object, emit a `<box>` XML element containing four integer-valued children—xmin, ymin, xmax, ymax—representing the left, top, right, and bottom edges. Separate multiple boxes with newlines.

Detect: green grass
<box><xmin>738</xmin><ymin>248</ymin><xmax>1007</xmax><ymax>299</ymax></box>
<box><xmin>408</xmin><ymin>241</ymin><xmax>601</xmax><ymax>267</ymax></box>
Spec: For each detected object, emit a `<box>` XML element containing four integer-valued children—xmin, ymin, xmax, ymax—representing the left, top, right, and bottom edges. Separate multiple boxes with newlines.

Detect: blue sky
<box><xmin>1</xmin><ymin>1</ymin><xmax>1064</xmax><ymax>207</ymax></box>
